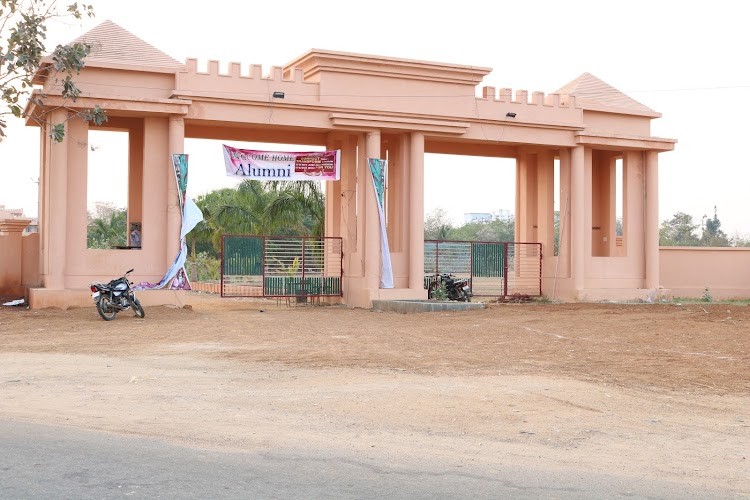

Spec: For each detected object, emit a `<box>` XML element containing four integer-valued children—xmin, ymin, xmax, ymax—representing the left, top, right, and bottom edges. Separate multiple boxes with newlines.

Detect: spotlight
<box><xmin>506</xmin><ymin>112</ymin><xmax>516</xmax><ymax>118</ymax></box>
<box><xmin>272</xmin><ymin>91</ymin><xmax>285</xmax><ymax>99</ymax></box>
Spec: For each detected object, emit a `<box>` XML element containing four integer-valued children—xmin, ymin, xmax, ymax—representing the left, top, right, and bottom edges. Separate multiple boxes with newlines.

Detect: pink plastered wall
<box><xmin>660</xmin><ymin>247</ymin><xmax>750</xmax><ymax>299</ymax></box>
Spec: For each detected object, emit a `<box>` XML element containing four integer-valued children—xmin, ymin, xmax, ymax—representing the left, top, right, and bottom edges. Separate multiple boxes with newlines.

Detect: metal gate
<box><xmin>424</xmin><ymin>240</ymin><xmax>542</xmax><ymax>298</ymax></box>
<box><xmin>221</xmin><ymin>235</ymin><xmax>343</xmax><ymax>298</ymax></box>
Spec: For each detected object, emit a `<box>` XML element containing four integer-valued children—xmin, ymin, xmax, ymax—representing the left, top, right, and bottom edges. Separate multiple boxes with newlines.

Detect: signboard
<box><xmin>223</xmin><ymin>145</ymin><xmax>340</xmax><ymax>181</ymax></box>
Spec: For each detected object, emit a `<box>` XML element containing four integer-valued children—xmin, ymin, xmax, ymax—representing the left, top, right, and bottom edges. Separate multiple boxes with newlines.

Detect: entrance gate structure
<box><xmin>22</xmin><ymin>20</ymin><xmax>676</xmax><ymax>309</ymax></box>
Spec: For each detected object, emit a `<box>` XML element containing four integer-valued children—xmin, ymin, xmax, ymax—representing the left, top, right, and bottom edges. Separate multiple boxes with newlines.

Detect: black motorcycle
<box><xmin>428</xmin><ymin>273</ymin><xmax>472</xmax><ymax>302</ymax></box>
<box><xmin>90</xmin><ymin>269</ymin><xmax>145</xmax><ymax>321</ymax></box>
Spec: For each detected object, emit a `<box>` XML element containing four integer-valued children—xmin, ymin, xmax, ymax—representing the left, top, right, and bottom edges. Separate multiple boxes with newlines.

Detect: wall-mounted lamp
<box><xmin>506</xmin><ymin>112</ymin><xmax>516</xmax><ymax>118</ymax></box>
<box><xmin>272</xmin><ymin>91</ymin><xmax>285</xmax><ymax>99</ymax></box>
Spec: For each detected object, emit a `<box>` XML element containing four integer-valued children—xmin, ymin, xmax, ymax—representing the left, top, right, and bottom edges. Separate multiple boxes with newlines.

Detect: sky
<box><xmin>1</xmin><ymin>0</ymin><xmax>750</xmax><ymax>235</ymax></box>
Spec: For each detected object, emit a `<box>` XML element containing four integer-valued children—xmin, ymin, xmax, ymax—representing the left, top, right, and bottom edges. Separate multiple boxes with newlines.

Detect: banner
<box><xmin>223</xmin><ymin>144</ymin><xmax>341</xmax><ymax>181</ymax></box>
<box><xmin>172</xmin><ymin>153</ymin><xmax>189</xmax><ymax>209</ymax></box>
<box><xmin>368</xmin><ymin>158</ymin><xmax>393</xmax><ymax>289</ymax></box>
<box><xmin>135</xmin><ymin>154</ymin><xmax>204</xmax><ymax>292</ymax></box>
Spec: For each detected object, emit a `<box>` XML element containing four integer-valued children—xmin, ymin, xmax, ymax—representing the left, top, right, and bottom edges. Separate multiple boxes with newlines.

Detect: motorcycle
<box><xmin>90</xmin><ymin>269</ymin><xmax>145</xmax><ymax>321</ymax></box>
<box><xmin>428</xmin><ymin>273</ymin><xmax>472</xmax><ymax>302</ymax></box>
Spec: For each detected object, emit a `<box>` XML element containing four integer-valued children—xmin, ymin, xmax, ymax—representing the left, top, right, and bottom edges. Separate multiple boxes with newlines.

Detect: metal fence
<box><xmin>221</xmin><ymin>235</ymin><xmax>343</xmax><ymax>298</ymax></box>
<box><xmin>424</xmin><ymin>240</ymin><xmax>542</xmax><ymax>298</ymax></box>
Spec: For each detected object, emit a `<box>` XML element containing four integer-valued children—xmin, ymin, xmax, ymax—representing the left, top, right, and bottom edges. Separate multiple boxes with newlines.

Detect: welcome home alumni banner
<box><xmin>223</xmin><ymin>144</ymin><xmax>341</xmax><ymax>181</ymax></box>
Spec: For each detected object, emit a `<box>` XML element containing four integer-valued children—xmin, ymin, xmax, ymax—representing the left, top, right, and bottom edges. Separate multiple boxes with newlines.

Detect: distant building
<box><xmin>464</xmin><ymin>212</ymin><xmax>492</xmax><ymax>223</ymax></box>
<box><xmin>464</xmin><ymin>210</ymin><xmax>513</xmax><ymax>224</ymax></box>
<box><xmin>0</xmin><ymin>205</ymin><xmax>38</xmax><ymax>234</ymax></box>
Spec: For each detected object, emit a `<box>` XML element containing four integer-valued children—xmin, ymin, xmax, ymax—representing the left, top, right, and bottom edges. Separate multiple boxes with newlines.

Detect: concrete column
<box><xmin>365</xmin><ymin>130</ymin><xmax>381</xmax><ymax>289</ymax></box>
<box><xmin>45</xmin><ymin>109</ymin><xmax>69</xmax><ymax>289</ymax></box>
<box><xmin>64</xmin><ymin>117</ymin><xmax>89</xmax><ymax>276</ymax></box>
<box><xmin>571</xmin><ymin>145</ymin><xmax>585</xmax><ymax>292</ymax></box>
<box><xmin>409</xmin><ymin>132</ymin><xmax>425</xmax><ymax>290</ymax></box>
<box><xmin>557</xmin><ymin>148</ymin><xmax>572</xmax><ymax>279</ymax></box>
<box><xmin>537</xmin><ymin>151</ymin><xmax>555</xmax><ymax>257</ymax></box>
<box><xmin>167</xmin><ymin>117</ymin><xmax>185</xmax><ymax>262</ymax></box>
<box><xmin>141</xmin><ymin>117</ymin><xmax>169</xmax><ymax>272</ymax></box>
<box><xmin>645</xmin><ymin>151</ymin><xmax>659</xmax><ymax>289</ymax></box>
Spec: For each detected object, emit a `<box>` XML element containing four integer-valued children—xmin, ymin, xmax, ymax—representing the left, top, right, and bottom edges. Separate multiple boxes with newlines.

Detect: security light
<box><xmin>272</xmin><ymin>91</ymin><xmax>285</xmax><ymax>99</ymax></box>
<box><xmin>506</xmin><ymin>112</ymin><xmax>516</xmax><ymax>118</ymax></box>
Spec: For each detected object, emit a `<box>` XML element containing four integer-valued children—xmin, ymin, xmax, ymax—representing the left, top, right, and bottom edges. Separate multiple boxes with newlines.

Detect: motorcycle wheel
<box><xmin>132</xmin><ymin>298</ymin><xmax>145</xmax><ymax>318</ymax></box>
<box><xmin>96</xmin><ymin>296</ymin><xmax>117</xmax><ymax>321</ymax></box>
<box><xmin>458</xmin><ymin>289</ymin><xmax>470</xmax><ymax>302</ymax></box>
<box><xmin>428</xmin><ymin>282</ymin><xmax>438</xmax><ymax>299</ymax></box>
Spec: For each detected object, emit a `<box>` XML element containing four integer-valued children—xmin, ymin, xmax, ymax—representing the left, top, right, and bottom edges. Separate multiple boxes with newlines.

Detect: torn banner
<box><xmin>135</xmin><ymin>154</ymin><xmax>203</xmax><ymax>291</ymax></box>
<box><xmin>368</xmin><ymin>158</ymin><xmax>393</xmax><ymax>289</ymax></box>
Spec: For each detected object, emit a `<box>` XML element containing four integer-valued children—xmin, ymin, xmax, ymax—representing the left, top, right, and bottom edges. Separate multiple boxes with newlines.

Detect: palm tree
<box><xmin>87</xmin><ymin>208</ymin><xmax>127</xmax><ymax>248</ymax></box>
<box><xmin>266</xmin><ymin>181</ymin><xmax>325</xmax><ymax>237</ymax></box>
<box><xmin>187</xmin><ymin>180</ymin><xmax>326</xmax><ymax>257</ymax></box>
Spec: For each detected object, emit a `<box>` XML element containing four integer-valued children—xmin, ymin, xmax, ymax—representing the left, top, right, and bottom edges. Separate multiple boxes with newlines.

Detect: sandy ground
<box><xmin>0</xmin><ymin>294</ymin><xmax>748</xmax><ymax>495</ymax></box>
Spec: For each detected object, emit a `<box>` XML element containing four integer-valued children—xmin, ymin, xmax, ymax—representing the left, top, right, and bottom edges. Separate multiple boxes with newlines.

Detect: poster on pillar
<box><xmin>135</xmin><ymin>154</ymin><xmax>204</xmax><ymax>292</ymax></box>
<box><xmin>172</xmin><ymin>153</ymin><xmax>189</xmax><ymax>210</ymax></box>
<box><xmin>368</xmin><ymin>158</ymin><xmax>394</xmax><ymax>289</ymax></box>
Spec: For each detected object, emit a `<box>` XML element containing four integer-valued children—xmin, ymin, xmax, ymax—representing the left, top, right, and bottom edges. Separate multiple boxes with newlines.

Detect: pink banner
<box><xmin>223</xmin><ymin>145</ymin><xmax>340</xmax><ymax>181</ymax></box>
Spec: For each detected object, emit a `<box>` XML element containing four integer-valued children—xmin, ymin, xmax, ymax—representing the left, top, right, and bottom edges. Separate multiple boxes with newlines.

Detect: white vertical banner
<box><xmin>368</xmin><ymin>158</ymin><xmax>394</xmax><ymax>289</ymax></box>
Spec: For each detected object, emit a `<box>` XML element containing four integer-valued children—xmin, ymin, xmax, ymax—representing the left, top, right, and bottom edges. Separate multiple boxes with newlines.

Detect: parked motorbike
<box><xmin>428</xmin><ymin>273</ymin><xmax>472</xmax><ymax>302</ymax></box>
<box><xmin>90</xmin><ymin>269</ymin><xmax>145</xmax><ymax>321</ymax></box>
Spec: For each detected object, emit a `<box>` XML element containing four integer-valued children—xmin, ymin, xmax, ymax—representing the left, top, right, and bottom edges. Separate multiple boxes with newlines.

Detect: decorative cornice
<box><xmin>329</xmin><ymin>112</ymin><xmax>469</xmax><ymax>134</ymax></box>
<box><xmin>575</xmin><ymin>131</ymin><xmax>677</xmax><ymax>151</ymax></box>
<box><xmin>285</xmin><ymin>49</ymin><xmax>491</xmax><ymax>86</ymax></box>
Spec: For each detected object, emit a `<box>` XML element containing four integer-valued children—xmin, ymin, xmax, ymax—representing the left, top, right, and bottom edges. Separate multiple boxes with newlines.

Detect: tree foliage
<box><xmin>424</xmin><ymin>208</ymin><xmax>454</xmax><ymax>240</ymax></box>
<box><xmin>659</xmin><ymin>207</ymin><xmax>737</xmax><ymax>247</ymax></box>
<box><xmin>699</xmin><ymin>206</ymin><xmax>729</xmax><ymax>247</ymax></box>
<box><xmin>424</xmin><ymin>208</ymin><xmax>515</xmax><ymax>242</ymax></box>
<box><xmin>187</xmin><ymin>180</ymin><xmax>325</xmax><ymax>258</ymax></box>
<box><xmin>0</xmin><ymin>0</ymin><xmax>105</xmax><ymax>142</ymax></box>
<box><xmin>87</xmin><ymin>202</ymin><xmax>126</xmax><ymax>249</ymax></box>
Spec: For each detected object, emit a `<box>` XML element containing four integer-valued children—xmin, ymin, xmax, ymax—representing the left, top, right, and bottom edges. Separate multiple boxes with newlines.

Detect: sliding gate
<box><xmin>424</xmin><ymin>240</ymin><xmax>542</xmax><ymax>298</ymax></box>
<box><xmin>221</xmin><ymin>235</ymin><xmax>343</xmax><ymax>298</ymax></box>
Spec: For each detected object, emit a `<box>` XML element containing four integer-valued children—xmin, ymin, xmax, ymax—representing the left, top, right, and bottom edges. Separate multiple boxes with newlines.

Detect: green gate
<box><xmin>424</xmin><ymin>240</ymin><xmax>541</xmax><ymax>297</ymax></box>
<box><xmin>472</xmin><ymin>242</ymin><xmax>504</xmax><ymax>278</ymax></box>
<box><xmin>224</xmin><ymin>236</ymin><xmax>263</xmax><ymax>276</ymax></box>
<box><xmin>221</xmin><ymin>235</ymin><xmax>343</xmax><ymax>298</ymax></box>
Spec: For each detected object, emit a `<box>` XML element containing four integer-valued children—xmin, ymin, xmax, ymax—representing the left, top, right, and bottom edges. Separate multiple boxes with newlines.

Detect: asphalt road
<box><xmin>0</xmin><ymin>419</ymin><xmax>735</xmax><ymax>499</ymax></box>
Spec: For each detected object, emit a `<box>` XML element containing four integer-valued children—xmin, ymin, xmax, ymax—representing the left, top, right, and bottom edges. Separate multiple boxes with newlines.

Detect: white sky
<box><xmin>1</xmin><ymin>0</ymin><xmax>749</xmax><ymax>235</ymax></box>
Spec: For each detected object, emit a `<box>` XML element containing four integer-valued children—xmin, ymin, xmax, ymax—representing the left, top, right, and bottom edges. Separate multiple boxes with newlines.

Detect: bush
<box><xmin>186</xmin><ymin>253</ymin><xmax>221</xmax><ymax>282</ymax></box>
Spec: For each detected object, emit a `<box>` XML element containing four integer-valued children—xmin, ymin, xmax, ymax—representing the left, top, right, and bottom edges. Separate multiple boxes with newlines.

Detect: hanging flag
<box><xmin>135</xmin><ymin>154</ymin><xmax>204</xmax><ymax>291</ymax></box>
<box><xmin>172</xmin><ymin>153</ymin><xmax>189</xmax><ymax>209</ymax></box>
<box><xmin>368</xmin><ymin>158</ymin><xmax>393</xmax><ymax>289</ymax></box>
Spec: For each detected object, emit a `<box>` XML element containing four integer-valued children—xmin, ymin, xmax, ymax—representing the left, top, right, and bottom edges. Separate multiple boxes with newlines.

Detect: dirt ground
<box><xmin>0</xmin><ymin>294</ymin><xmax>748</xmax><ymax>495</ymax></box>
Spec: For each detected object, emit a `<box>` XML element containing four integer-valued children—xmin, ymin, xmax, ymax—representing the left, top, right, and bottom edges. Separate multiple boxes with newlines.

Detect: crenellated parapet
<box><xmin>476</xmin><ymin>86</ymin><xmax>580</xmax><ymax>126</ymax></box>
<box><xmin>174</xmin><ymin>58</ymin><xmax>320</xmax><ymax>102</ymax></box>
<box><xmin>173</xmin><ymin>55</ymin><xmax>584</xmax><ymax>129</ymax></box>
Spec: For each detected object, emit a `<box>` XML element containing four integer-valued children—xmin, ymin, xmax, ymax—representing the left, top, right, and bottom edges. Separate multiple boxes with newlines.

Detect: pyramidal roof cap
<box><xmin>66</xmin><ymin>20</ymin><xmax>183</xmax><ymax>72</ymax></box>
<box><xmin>555</xmin><ymin>73</ymin><xmax>659</xmax><ymax>118</ymax></box>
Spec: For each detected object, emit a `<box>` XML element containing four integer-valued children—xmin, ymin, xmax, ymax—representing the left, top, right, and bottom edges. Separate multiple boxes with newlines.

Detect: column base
<box><xmin>574</xmin><ymin>288</ymin><xmax>672</xmax><ymax>303</ymax></box>
<box><xmin>343</xmin><ymin>282</ymin><xmax>428</xmax><ymax>308</ymax></box>
<box><xmin>27</xmin><ymin>287</ymin><xmax>189</xmax><ymax>310</ymax></box>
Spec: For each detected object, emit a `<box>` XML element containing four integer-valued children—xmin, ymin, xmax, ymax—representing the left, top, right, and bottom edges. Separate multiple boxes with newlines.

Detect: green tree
<box><xmin>187</xmin><ymin>180</ymin><xmax>327</xmax><ymax>257</ymax></box>
<box><xmin>424</xmin><ymin>208</ymin><xmax>454</xmax><ymax>240</ymax></box>
<box><xmin>700</xmin><ymin>206</ymin><xmax>730</xmax><ymax>247</ymax></box>
<box><xmin>659</xmin><ymin>212</ymin><xmax>700</xmax><ymax>246</ymax></box>
<box><xmin>450</xmin><ymin>216</ymin><xmax>515</xmax><ymax>242</ymax></box>
<box><xmin>730</xmin><ymin>233</ymin><xmax>750</xmax><ymax>247</ymax></box>
<box><xmin>266</xmin><ymin>180</ymin><xmax>325</xmax><ymax>237</ymax></box>
<box><xmin>0</xmin><ymin>0</ymin><xmax>105</xmax><ymax>142</ymax></box>
<box><xmin>87</xmin><ymin>202</ymin><xmax>126</xmax><ymax>249</ymax></box>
